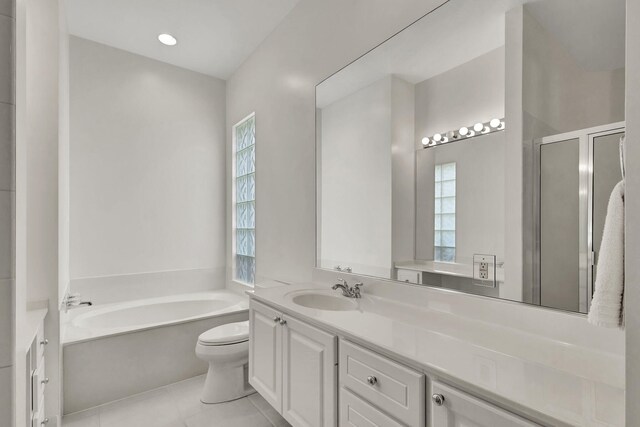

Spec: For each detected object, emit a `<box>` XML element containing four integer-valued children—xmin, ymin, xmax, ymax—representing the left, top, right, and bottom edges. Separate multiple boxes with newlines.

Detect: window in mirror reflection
<box><xmin>434</xmin><ymin>162</ymin><xmax>456</xmax><ymax>262</ymax></box>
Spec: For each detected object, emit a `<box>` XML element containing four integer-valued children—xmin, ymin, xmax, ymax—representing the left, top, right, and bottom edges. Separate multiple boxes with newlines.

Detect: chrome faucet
<box><xmin>331</xmin><ymin>278</ymin><xmax>363</xmax><ymax>298</ymax></box>
<box><xmin>64</xmin><ymin>292</ymin><xmax>93</xmax><ymax>312</ymax></box>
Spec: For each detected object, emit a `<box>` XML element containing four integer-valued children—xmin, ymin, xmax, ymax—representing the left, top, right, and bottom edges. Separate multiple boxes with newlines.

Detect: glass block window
<box><xmin>233</xmin><ymin>114</ymin><xmax>256</xmax><ymax>285</ymax></box>
<box><xmin>434</xmin><ymin>162</ymin><xmax>456</xmax><ymax>262</ymax></box>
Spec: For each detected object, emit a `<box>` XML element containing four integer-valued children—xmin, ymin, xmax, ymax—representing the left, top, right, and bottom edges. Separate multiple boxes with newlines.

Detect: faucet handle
<box><xmin>337</xmin><ymin>277</ymin><xmax>346</xmax><ymax>285</ymax></box>
<box><xmin>353</xmin><ymin>282</ymin><xmax>364</xmax><ymax>298</ymax></box>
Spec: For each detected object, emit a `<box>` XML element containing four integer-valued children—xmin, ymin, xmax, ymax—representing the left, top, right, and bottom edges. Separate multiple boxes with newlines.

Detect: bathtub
<box><xmin>62</xmin><ymin>291</ymin><xmax>249</xmax><ymax>414</ymax></box>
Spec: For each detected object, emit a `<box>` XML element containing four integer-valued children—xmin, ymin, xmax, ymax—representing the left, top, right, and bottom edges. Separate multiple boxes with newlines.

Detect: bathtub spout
<box><xmin>64</xmin><ymin>292</ymin><xmax>93</xmax><ymax>312</ymax></box>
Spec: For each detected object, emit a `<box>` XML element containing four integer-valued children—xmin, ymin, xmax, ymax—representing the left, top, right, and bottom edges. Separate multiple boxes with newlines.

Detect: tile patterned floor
<box><xmin>62</xmin><ymin>375</ymin><xmax>291</xmax><ymax>427</ymax></box>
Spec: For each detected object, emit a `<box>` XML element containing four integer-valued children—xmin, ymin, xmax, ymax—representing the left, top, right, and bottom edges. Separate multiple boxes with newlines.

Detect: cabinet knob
<box><xmin>432</xmin><ymin>394</ymin><xmax>445</xmax><ymax>406</ymax></box>
<box><xmin>366</xmin><ymin>376</ymin><xmax>377</xmax><ymax>386</ymax></box>
<box><xmin>279</xmin><ymin>319</ymin><xmax>287</xmax><ymax>325</ymax></box>
<box><xmin>41</xmin><ymin>418</ymin><xmax>49</xmax><ymax>425</ymax></box>
<box><xmin>40</xmin><ymin>339</ymin><xmax>49</xmax><ymax>346</ymax></box>
<box><xmin>41</xmin><ymin>377</ymin><xmax>49</xmax><ymax>385</ymax></box>
<box><xmin>273</xmin><ymin>316</ymin><xmax>281</xmax><ymax>323</ymax></box>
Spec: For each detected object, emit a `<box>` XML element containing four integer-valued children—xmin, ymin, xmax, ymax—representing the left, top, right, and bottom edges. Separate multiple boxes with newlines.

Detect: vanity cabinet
<box><xmin>430</xmin><ymin>381</ymin><xmax>540</xmax><ymax>427</ymax></box>
<box><xmin>339</xmin><ymin>339</ymin><xmax>424</xmax><ymax>426</ymax></box>
<box><xmin>249</xmin><ymin>300</ymin><xmax>337</xmax><ymax>427</ymax></box>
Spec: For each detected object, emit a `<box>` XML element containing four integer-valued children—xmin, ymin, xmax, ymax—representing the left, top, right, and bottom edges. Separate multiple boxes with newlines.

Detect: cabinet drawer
<box><xmin>340</xmin><ymin>339</ymin><xmax>424</xmax><ymax>426</ymax></box>
<box><xmin>340</xmin><ymin>388</ymin><xmax>404</xmax><ymax>427</ymax></box>
<box><xmin>431</xmin><ymin>381</ymin><xmax>540</xmax><ymax>426</ymax></box>
<box><xmin>396</xmin><ymin>269</ymin><xmax>420</xmax><ymax>284</ymax></box>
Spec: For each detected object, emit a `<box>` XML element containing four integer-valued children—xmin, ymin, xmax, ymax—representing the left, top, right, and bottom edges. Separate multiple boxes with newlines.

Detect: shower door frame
<box><xmin>532</xmin><ymin>121</ymin><xmax>625</xmax><ymax>313</ymax></box>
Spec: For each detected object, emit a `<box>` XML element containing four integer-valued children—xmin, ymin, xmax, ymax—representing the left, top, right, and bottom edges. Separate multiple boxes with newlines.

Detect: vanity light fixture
<box><xmin>158</xmin><ymin>33</ymin><xmax>177</xmax><ymax>46</ymax></box>
<box><xmin>420</xmin><ymin>118</ymin><xmax>506</xmax><ymax>149</ymax></box>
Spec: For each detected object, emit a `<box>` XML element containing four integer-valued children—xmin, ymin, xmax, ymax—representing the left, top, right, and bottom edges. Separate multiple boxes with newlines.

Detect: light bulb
<box><xmin>433</xmin><ymin>133</ymin><xmax>442</xmax><ymax>142</ymax></box>
<box><xmin>490</xmin><ymin>118</ymin><xmax>501</xmax><ymax>128</ymax></box>
<box><xmin>459</xmin><ymin>127</ymin><xmax>469</xmax><ymax>136</ymax></box>
<box><xmin>421</xmin><ymin>137</ymin><xmax>430</xmax><ymax>146</ymax></box>
<box><xmin>158</xmin><ymin>33</ymin><xmax>177</xmax><ymax>46</ymax></box>
<box><xmin>447</xmin><ymin>131</ymin><xmax>456</xmax><ymax>139</ymax></box>
<box><xmin>473</xmin><ymin>122</ymin><xmax>484</xmax><ymax>132</ymax></box>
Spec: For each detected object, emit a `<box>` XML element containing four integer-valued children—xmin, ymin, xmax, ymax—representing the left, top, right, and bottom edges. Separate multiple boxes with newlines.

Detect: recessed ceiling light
<box><xmin>158</xmin><ymin>33</ymin><xmax>177</xmax><ymax>46</ymax></box>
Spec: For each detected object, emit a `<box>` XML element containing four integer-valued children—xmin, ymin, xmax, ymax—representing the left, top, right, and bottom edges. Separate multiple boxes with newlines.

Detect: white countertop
<box><xmin>249</xmin><ymin>283</ymin><xmax>624</xmax><ymax>427</ymax></box>
<box><xmin>396</xmin><ymin>260</ymin><xmax>505</xmax><ymax>282</ymax></box>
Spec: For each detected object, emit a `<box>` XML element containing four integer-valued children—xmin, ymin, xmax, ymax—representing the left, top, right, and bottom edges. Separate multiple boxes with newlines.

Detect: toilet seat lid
<box><xmin>198</xmin><ymin>320</ymin><xmax>250</xmax><ymax>345</ymax></box>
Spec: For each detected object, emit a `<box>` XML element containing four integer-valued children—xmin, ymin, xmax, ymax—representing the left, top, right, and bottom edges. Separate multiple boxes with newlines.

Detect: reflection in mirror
<box><xmin>316</xmin><ymin>0</ymin><xmax>625</xmax><ymax>313</ymax></box>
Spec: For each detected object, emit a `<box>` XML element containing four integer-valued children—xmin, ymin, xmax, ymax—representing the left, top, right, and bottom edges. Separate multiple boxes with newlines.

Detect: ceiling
<box><xmin>317</xmin><ymin>0</ymin><xmax>625</xmax><ymax>108</ymax></box>
<box><xmin>64</xmin><ymin>0</ymin><xmax>300</xmax><ymax>79</ymax></box>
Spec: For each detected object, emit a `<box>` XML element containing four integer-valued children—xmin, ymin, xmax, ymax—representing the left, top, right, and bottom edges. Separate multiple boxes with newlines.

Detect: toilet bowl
<box><xmin>195</xmin><ymin>320</ymin><xmax>254</xmax><ymax>403</ymax></box>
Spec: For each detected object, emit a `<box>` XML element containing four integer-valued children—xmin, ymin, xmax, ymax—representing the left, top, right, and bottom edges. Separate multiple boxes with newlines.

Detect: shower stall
<box><xmin>533</xmin><ymin>122</ymin><xmax>625</xmax><ymax>313</ymax></box>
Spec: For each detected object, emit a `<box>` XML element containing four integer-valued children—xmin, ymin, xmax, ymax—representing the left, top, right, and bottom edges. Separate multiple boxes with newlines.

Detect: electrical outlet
<box><xmin>479</xmin><ymin>262</ymin><xmax>489</xmax><ymax>279</ymax></box>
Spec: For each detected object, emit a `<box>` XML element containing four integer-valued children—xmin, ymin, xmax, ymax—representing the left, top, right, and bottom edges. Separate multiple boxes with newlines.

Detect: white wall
<box><xmin>69</xmin><ymin>37</ymin><xmax>227</xmax><ymax>285</ymax></box>
<box><xmin>414</xmin><ymin>46</ymin><xmax>505</xmax><ymax>145</ymax></box>
<box><xmin>320</xmin><ymin>77</ymin><xmax>393</xmax><ymax>277</ymax></box>
<box><xmin>626</xmin><ymin>0</ymin><xmax>640</xmax><ymax>423</ymax></box>
<box><xmin>416</xmin><ymin>132</ymin><xmax>505</xmax><ymax>263</ymax></box>
<box><xmin>413</xmin><ymin>47</ymin><xmax>505</xmax><ymax>265</ymax></box>
<box><xmin>522</xmin><ymin>8</ymin><xmax>625</xmax><ymax>137</ymax></box>
<box><xmin>226</xmin><ymin>0</ymin><xmax>447</xmax><ymax>289</ymax></box>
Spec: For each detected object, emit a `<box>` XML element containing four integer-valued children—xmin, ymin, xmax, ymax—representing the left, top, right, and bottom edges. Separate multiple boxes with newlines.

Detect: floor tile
<box><xmin>167</xmin><ymin>375</ymin><xmax>209</xmax><ymax>418</ymax></box>
<box><xmin>62</xmin><ymin>408</ymin><xmax>100</xmax><ymax>427</ymax></box>
<box><xmin>184</xmin><ymin>397</ymin><xmax>272</xmax><ymax>427</ymax></box>
<box><xmin>248</xmin><ymin>393</ymin><xmax>291</xmax><ymax>427</ymax></box>
<box><xmin>99</xmin><ymin>387</ymin><xmax>182</xmax><ymax>427</ymax></box>
<box><xmin>64</xmin><ymin>376</ymin><xmax>286</xmax><ymax>427</ymax></box>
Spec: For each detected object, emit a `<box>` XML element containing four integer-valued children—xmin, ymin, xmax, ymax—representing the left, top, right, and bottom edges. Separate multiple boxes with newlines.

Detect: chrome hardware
<box><xmin>64</xmin><ymin>291</ymin><xmax>93</xmax><ymax>312</ymax></box>
<box><xmin>366</xmin><ymin>376</ymin><xmax>377</xmax><ymax>386</ymax></box>
<box><xmin>41</xmin><ymin>377</ymin><xmax>49</xmax><ymax>385</ymax></box>
<box><xmin>331</xmin><ymin>278</ymin><xmax>363</xmax><ymax>298</ymax></box>
<box><xmin>334</xmin><ymin>265</ymin><xmax>342</xmax><ymax>271</ymax></box>
<box><xmin>432</xmin><ymin>394</ymin><xmax>445</xmax><ymax>406</ymax></box>
<box><xmin>344</xmin><ymin>266</ymin><xmax>352</xmax><ymax>273</ymax></box>
<box><xmin>41</xmin><ymin>419</ymin><xmax>49</xmax><ymax>425</ymax></box>
<box><xmin>279</xmin><ymin>319</ymin><xmax>287</xmax><ymax>325</ymax></box>
<box><xmin>273</xmin><ymin>316</ymin><xmax>281</xmax><ymax>323</ymax></box>
<box><xmin>40</xmin><ymin>339</ymin><xmax>49</xmax><ymax>346</ymax></box>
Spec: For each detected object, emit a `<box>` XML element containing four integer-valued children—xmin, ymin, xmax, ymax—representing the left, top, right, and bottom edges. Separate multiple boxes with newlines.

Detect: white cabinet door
<box><xmin>431</xmin><ymin>381</ymin><xmax>540</xmax><ymax>427</ymax></box>
<box><xmin>282</xmin><ymin>315</ymin><xmax>337</xmax><ymax>427</ymax></box>
<box><xmin>249</xmin><ymin>300</ymin><xmax>283</xmax><ymax>412</ymax></box>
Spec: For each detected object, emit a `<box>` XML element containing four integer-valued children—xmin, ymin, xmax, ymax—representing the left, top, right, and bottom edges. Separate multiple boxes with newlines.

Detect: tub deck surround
<box><xmin>62</xmin><ymin>291</ymin><xmax>248</xmax><ymax>344</ymax></box>
<box><xmin>62</xmin><ymin>291</ymin><xmax>250</xmax><ymax>414</ymax></box>
<box><xmin>248</xmin><ymin>283</ymin><xmax>624</xmax><ymax>427</ymax></box>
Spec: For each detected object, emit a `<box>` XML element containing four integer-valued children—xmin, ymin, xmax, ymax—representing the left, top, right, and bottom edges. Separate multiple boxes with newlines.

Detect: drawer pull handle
<box><xmin>273</xmin><ymin>316</ymin><xmax>281</xmax><ymax>323</ymax></box>
<box><xmin>41</xmin><ymin>377</ymin><xmax>49</xmax><ymax>385</ymax></box>
<box><xmin>41</xmin><ymin>418</ymin><xmax>49</xmax><ymax>425</ymax></box>
<box><xmin>366</xmin><ymin>376</ymin><xmax>377</xmax><ymax>386</ymax></box>
<box><xmin>40</xmin><ymin>339</ymin><xmax>49</xmax><ymax>346</ymax></box>
<box><xmin>432</xmin><ymin>394</ymin><xmax>445</xmax><ymax>406</ymax></box>
<box><xmin>279</xmin><ymin>319</ymin><xmax>287</xmax><ymax>325</ymax></box>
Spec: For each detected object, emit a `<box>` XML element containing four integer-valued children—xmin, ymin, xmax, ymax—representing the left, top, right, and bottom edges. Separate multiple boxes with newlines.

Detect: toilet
<box><xmin>195</xmin><ymin>320</ymin><xmax>254</xmax><ymax>403</ymax></box>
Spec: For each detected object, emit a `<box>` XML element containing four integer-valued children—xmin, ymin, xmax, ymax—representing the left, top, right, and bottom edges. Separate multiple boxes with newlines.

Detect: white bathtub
<box><xmin>62</xmin><ymin>291</ymin><xmax>249</xmax><ymax>414</ymax></box>
<box><xmin>63</xmin><ymin>291</ymin><xmax>247</xmax><ymax>343</ymax></box>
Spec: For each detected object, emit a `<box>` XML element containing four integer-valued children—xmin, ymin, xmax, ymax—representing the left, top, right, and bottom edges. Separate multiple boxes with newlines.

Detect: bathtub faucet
<box><xmin>64</xmin><ymin>292</ymin><xmax>93</xmax><ymax>312</ymax></box>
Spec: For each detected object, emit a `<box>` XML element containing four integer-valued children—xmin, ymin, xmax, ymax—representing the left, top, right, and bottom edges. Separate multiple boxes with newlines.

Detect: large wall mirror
<box><xmin>316</xmin><ymin>0</ymin><xmax>625</xmax><ymax>313</ymax></box>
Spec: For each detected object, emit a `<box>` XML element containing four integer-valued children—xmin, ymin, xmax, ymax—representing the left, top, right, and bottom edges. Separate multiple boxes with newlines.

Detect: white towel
<box><xmin>588</xmin><ymin>180</ymin><xmax>625</xmax><ymax>329</ymax></box>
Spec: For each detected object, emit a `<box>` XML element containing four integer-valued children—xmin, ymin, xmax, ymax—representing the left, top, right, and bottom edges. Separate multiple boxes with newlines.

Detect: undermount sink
<box><xmin>289</xmin><ymin>291</ymin><xmax>358</xmax><ymax>311</ymax></box>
